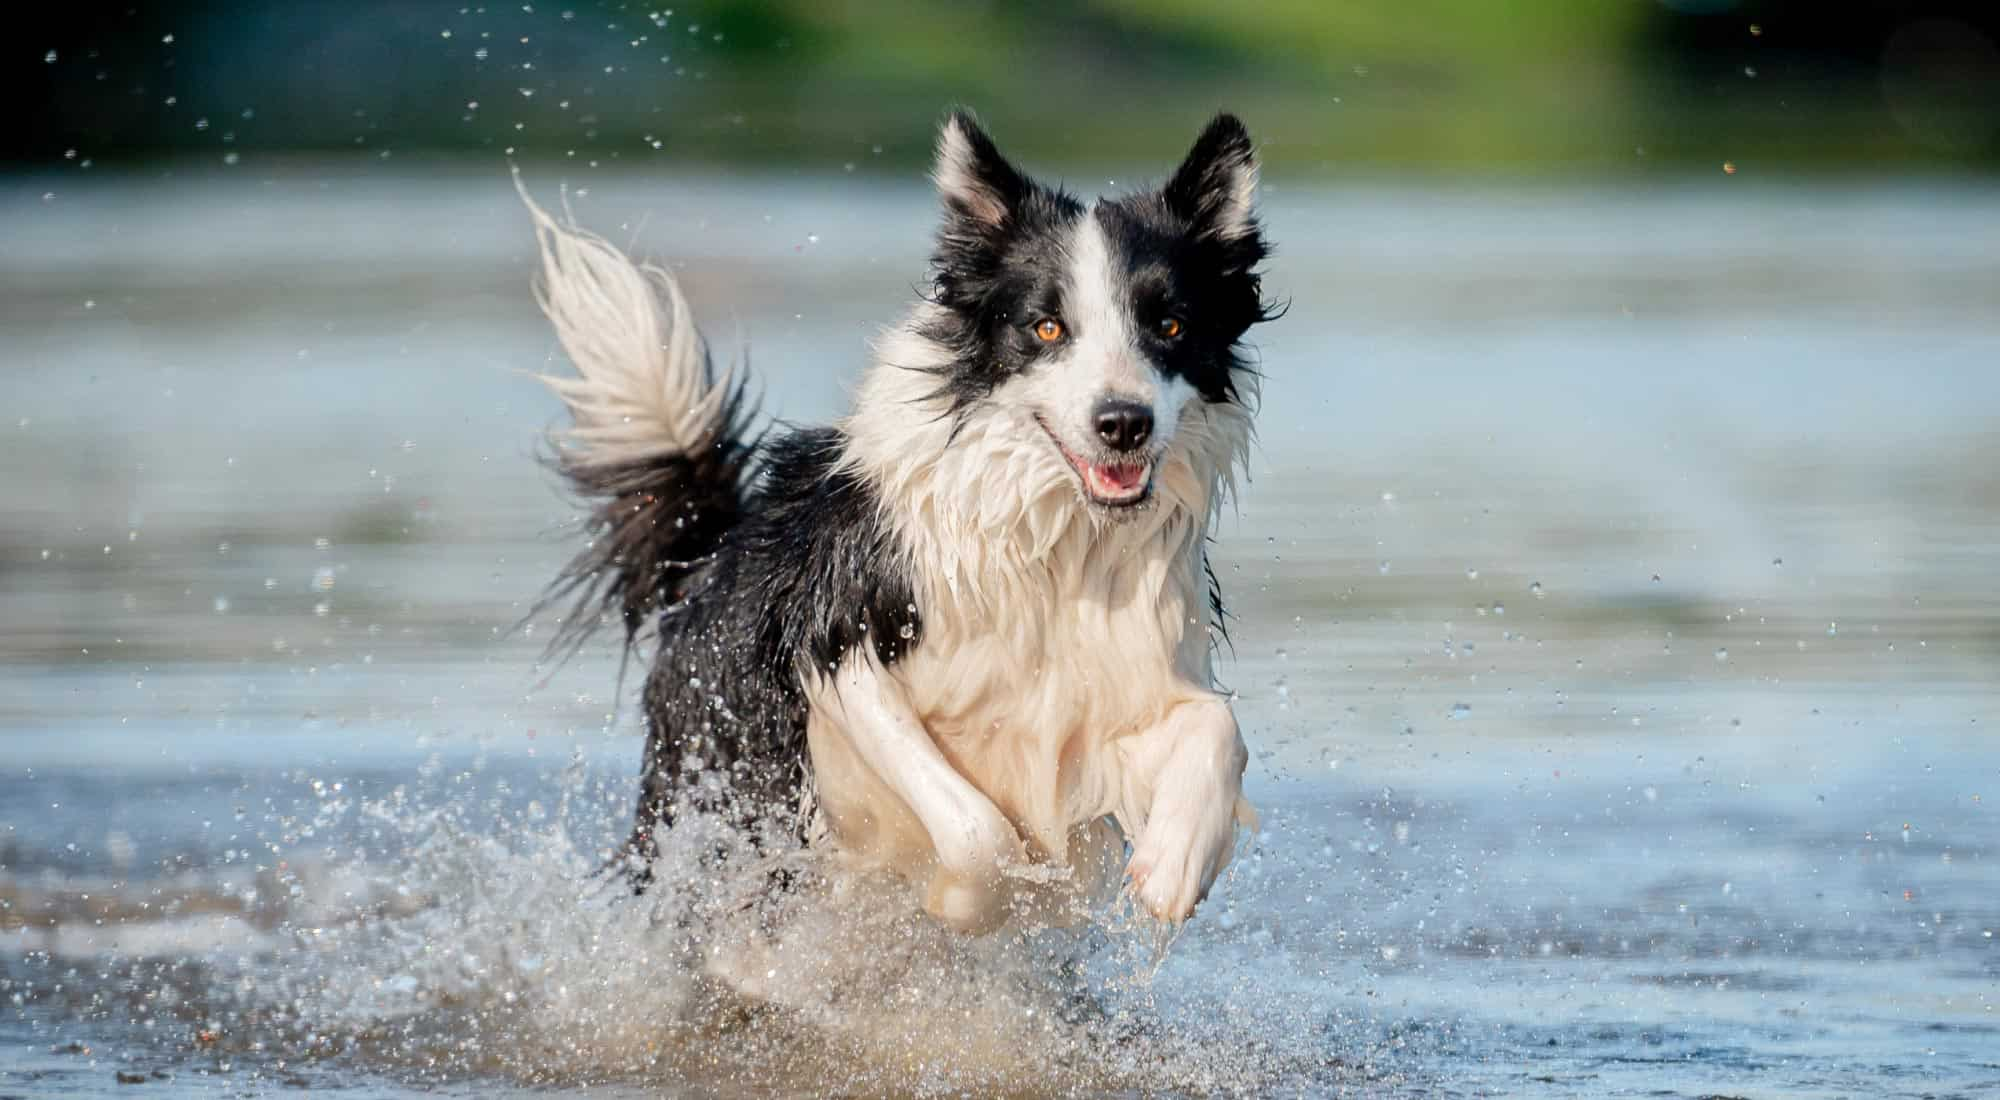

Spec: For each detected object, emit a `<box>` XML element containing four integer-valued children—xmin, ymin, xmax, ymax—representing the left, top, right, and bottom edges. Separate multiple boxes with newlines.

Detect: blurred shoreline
<box><xmin>15</xmin><ymin>152</ymin><xmax>2000</xmax><ymax>195</ymax></box>
<box><xmin>22</xmin><ymin>3</ymin><xmax>2000</xmax><ymax>174</ymax></box>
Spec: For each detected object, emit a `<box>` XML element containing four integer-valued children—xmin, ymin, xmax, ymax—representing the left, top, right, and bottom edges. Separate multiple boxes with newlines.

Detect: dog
<box><xmin>522</xmin><ymin>111</ymin><xmax>1274</xmax><ymax>934</ymax></box>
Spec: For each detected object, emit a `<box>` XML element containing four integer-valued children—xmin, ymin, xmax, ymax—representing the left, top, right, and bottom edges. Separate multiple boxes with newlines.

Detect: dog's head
<box><xmin>919</xmin><ymin>111</ymin><xmax>1273</xmax><ymax>513</ymax></box>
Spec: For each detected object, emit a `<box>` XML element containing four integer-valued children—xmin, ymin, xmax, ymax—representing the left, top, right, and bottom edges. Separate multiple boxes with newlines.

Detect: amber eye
<box><xmin>1033</xmin><ymin>318</ymin><xmax>1065</xmax><ymax>342</ymax></box>
<box><xmin>1157</xmin><ymin>316</ymin><xmax>1184</xmax><ymax>339</ymax></box>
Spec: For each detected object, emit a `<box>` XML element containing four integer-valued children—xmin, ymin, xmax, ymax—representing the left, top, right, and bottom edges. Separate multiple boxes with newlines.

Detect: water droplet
<box><xmin>1449</xmin><ymin>702</ymin><xmax>1471</xmax><ymax>720</ymax></box>
<box><xmin>898</xmin><ymin>622</ymin><xmax>915</xmax><ymax>639</ymax></box>
<box><xmin>1714</xmin><ymin>647</ymin><xmax>1729</xmax><ymax>662</ymax></box>
<box><xmin>1529</xmin><ymin>581</ymin><xmax>1544</xmax><ymax>598</ymax></box>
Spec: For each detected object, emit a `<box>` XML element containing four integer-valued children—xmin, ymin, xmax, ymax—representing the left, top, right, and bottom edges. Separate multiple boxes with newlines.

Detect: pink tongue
<box><xmin>1091</xmin><ymin>463</ymin><xmax>1147</xmax><ymax>493</ymax></box>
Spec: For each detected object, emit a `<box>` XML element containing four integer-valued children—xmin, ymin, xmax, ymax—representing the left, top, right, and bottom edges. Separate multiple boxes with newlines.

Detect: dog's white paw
<box><xmin>1125</xmin><ymin>787</ymin><xmax>1243</xmax><ymax>924</ymax></box>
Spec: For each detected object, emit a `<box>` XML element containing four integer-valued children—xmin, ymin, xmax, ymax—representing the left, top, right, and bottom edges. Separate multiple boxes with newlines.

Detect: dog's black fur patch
<box><xmin>528</xmin><ymin>381</ymin><xmax>919</xmax><ymax>874</ymax></box>
<box><xmin>610</xmin><ymin>427</ymin><xmax>921</xmax><ymax>870</ymax></box>
<box><xmin>920</xmin><ymin>114</ymin><xmax>1086</xmax><ymax>418</ymax></box>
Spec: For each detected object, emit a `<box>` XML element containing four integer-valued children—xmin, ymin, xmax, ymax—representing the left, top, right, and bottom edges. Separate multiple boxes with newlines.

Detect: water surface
<box><xmin>3</xmin><ymin>166</ymin><xmax>1997</xmax><ymax>1097</ymax></box>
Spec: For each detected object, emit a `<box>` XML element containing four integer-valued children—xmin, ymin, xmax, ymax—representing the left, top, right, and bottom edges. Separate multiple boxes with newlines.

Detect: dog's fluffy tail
<box><xmin>518</xmin><ymin>178</ymin><xmax>756</xmax><ymax>666</ymax></box>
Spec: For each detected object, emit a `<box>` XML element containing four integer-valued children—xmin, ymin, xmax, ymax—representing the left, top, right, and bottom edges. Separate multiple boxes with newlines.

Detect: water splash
<box><xmin>14</xmin><ymin>758</ymin><xmax>1375</xmax><ymax>1097</ymax></box>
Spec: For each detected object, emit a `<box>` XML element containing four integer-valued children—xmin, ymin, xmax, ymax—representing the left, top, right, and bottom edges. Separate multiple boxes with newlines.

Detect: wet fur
<box><xmin>525</xmin><ymin>112</ymin><xmax>1275</xmax><ymax>926</ymax></box>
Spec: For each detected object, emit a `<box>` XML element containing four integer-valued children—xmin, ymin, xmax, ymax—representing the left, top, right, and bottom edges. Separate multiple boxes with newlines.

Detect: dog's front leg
<box><xmin>826</xmin><ymin>657</ymin><xmax>1027</xmax><ymax>933</ymax></box>
<box><xmin>1117</xmin><ymin>695</ymin><xmax>1253</xmax><ymax>924</ymax></box>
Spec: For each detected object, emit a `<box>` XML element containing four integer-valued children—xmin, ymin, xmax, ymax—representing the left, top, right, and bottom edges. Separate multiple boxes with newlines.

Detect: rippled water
<box><xmin>3</xmin><ymin>166</ymin><xmax>1998</xmax><ymax>1097</ymax></box>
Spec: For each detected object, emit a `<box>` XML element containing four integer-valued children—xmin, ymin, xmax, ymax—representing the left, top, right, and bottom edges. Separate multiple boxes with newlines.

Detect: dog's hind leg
<box><xmin>618</xmin><ymin>695</ymin><xmax>811</xmax><ymax>892</ymax></box>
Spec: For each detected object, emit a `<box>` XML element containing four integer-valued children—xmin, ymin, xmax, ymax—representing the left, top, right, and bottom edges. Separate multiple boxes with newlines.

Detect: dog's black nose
<box><xmin>1092</xmin><ymin>400</ymin><xmax>1154</xmax><ymax>452</ymax></box>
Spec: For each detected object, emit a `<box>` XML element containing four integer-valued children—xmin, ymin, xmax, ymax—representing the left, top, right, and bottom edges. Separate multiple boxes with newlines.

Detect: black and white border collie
<box><xmin>523</xmin><ymin>111</ymin><xmax>1276</xmax><ymax>934</ymax></box>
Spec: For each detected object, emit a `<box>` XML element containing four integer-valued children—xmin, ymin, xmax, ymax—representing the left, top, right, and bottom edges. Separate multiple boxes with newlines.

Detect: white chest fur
<box><xmin>802</xmin><ymin>504</ymin><xmax>1218</xmax><ymax>925</ymax></box>
<box><xmin>802</xmin><ymin>322</ymin><xmax>1252</xmax><ymax>928</ymax></box>
<box><xmin>891</xmin><ymin>501</ymin><xmax>1214</xmax><ymax>858</ymax></box>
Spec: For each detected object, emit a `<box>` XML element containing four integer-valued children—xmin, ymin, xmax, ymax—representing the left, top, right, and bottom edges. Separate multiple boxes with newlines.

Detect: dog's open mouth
<box><xmin>1036</xmin><ymin>417</ymin><xmax>1153</xmax><ymax>508</ymax></box>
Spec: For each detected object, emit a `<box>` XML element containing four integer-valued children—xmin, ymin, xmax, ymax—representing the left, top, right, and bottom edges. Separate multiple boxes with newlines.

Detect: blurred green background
<box><xmin>19</xmin><ymin>0</ymin><xmax>2000</xmax><ymax>174</ymax></box>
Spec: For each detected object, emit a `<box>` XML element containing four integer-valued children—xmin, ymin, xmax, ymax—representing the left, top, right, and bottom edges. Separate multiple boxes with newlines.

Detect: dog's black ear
<box><xmin>933</xmin><ymin>109</ymin><xmax>1029</xmax><ymax>232</ymax></box>
<box><xmin>1164</xmin><ymin>113</ymin><xmax>1261</xmax><ymax>251</ymax></box>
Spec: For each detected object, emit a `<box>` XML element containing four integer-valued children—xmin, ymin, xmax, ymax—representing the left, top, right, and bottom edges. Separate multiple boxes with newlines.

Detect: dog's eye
<box><xmin>1033</xmin><ymin>318</ymin><xmax>1065</xmax><ymax>343</ymax></box>
<box><xmin>1157</xmin><ymin>316</ymin><xmax>1184</xmax><ymax>339</ymax></box>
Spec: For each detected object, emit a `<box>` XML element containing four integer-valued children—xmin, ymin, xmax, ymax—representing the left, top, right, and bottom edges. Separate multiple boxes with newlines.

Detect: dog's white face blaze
<box><xmin>993</xmin><ymin>209</ymin><xmax>1200</xmax><ymax>511</ymax></box>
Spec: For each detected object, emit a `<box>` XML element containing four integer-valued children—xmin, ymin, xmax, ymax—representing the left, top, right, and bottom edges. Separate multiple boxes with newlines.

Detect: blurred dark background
<box><xmin>16</xmin><ymin>0</ymin><xmax>2000</xmax><ymax>174</ymax></box>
